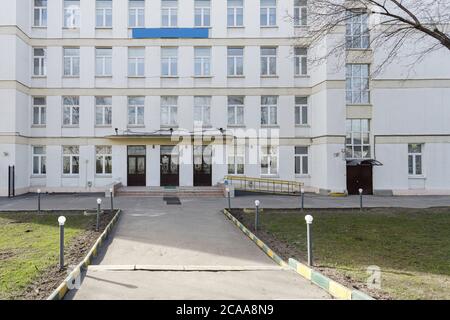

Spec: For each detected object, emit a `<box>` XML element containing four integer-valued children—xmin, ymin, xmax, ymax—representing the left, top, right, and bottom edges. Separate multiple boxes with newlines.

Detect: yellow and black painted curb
<box><xmin>47</xmin><ymin>209</ymin><xmax>122</xmax><ymax>300</ymax></box>
<box><xmin>223</xmin><ymin>209</ymin><xmax>374</xmax><ymax>300</ymax></box>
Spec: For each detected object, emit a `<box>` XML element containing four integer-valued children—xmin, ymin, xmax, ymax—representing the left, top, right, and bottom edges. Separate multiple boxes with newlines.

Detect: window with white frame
<box><xmin>195</xmin><ymin>0</ymin><xmax>211</xmax><ymax>27</ymax></box>
<box><xmin>261</xmin><ymin>145</ymin><xmax>278</xmax><ymax>175</ymax></box>
<box><xmin>227</xmin><ymin>47</ymin><xmax>244</xmax><ymax>76</ymax></box>
<box><xmin>346</xmin><ymin>10</ymin><xmax>369</xmax><ymax>49</ymax></box>
<box><xmin>260</xmin><ymin>0</ymin><xmax>276</xmax><ymax>26</ymax></box>
<box><xmin>261</xmin><ymin>96</ymin><xmax>277</xmax><ymax>125</ymax></box>
<box><xmin>96</xmin><ymin>146</ymin><xmax>112</xmax><ymax>175</ymax></box>
<box><xmin>32</xmin><ymin>97</ymin><xmax>46</xmax><ymax>126</ymax></box>
<box><xmin>162</xmin><ymin>0</ymin><xmax>178</xmax><ymax>27</ymax></box>
<box><xmin>95</xmin><ymin>97</ymin><xmax>112</xmax><ymax>126</ymax></box>
<box><xmin>96</xmin><ymin>48</ymin><xmax>112</xmax><ymax>76</ymax></box>
<box><xmin>294</xmin><ymin>0</ymin><xmax>307</xmax><ymax>26</ymax></box>
<box><xmin>129</xmin><ymin>0</ymin><xmax>145</xmax><ymax>27</ymax></box>
<box><xmin>194</xmin><ymin>47</ymin><xmax>211</xmax><ymax>76</ymax></box>
<box><xmin>227</xmin><ymin>0</ymin><xmax>244</xmax><ymax>27</ymax></box>
<box><xmin>345</xmin><ymin>119</ymin><xmax>370</xmax><ymax>159</ymax></box>
<box><xmin>32</xmin><ymin>146</ymin><xmax>46</xmax><ymax>175</ymax></box>
<box><xmin>295</xmin><ymin>96</ymin><xmax>308</xmax><ymax>125</ymax></box>
<box><xmin>96</xmin><ymin>0</ymin><xmax>112</xmax><ymax>28</ymax></box>
<box><xmin>228</xmin><ymin>96</ymin><xmax>245</xmax><ymax>126</ymax></box>
<box><xmin>161</xmin><ymin>47</ymin><xmax>178</xmax><ymax>76</ymax></box>
<box><xmin>346</xmin><ymin>64</ymin><xmax>370</xmax><ymax>104</ymax></box>
<box><xmin>63</xmin><ymin>47</ymin><xmax>80</xmax><ymax>76</ymax></box>
<box><xmin>161</xmin><ymin>96</ymin><xmax>178</xmax><ymax>126</ymax></box>
<box><xmin>62</xmin><ymin>146</ymin><xmax>79</xmax><ymax>175</ymax></box>
<box><xmin>261</xmin><ymin>47</ymin><xmax>277</xmax><ymax>76</ymax></box>
<box><xmin>33</xmin><ymin>48</ymin><xmax>46</xmax><ymax>76</ymax></box>
<box><xmin>128</xmin><ymin>47</ymin><xmax>145</xmax><ymax>77</ymax></box>
<box><xmin>194</xmin><ymin>96</ymin><xmax>211</xmax><ymax>127</ymax></box>
<box><xmin>62</xmin><ymin>96</ymin><xmax>80</xmax><ymax>126</ymax></box>
<box><xmin>295</xmin><ymin>146</ymin><xmax>308</xmax><ymax>175</ymax></box>
<box><xmin>408</xmin><ymin>144</ymin><xmax>423</xmax><ymax>176</ymax></box>
<box><xmin>64</xmin><ymin>0</ymin><xmax>80</xmax><ymax>28</ymax></box>
<box><xmin>127</xmin><ymin>96</ymin><xmax>145</xmax><ymax>126</ymax></box>
<box><xmin>228</xmin><ymin>143</ymin><xmax>245</xmax><ymax>175</ymax></box>
<box><xmin>33</xmin><ymin>0</ymin><xmax>47</xmax><ymax>27</ymax></box>
<box><xmin>294</xmin><ymin>47</ymin><xmax>307</xmax><ymax>76</ymax></box>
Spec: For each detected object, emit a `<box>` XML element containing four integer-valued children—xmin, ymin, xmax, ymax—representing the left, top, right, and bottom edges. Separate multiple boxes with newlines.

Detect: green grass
<box><xmin>0</xmin><ymin>212</ymin><xmax>94</xmax><ymax>299</ymax></box>
<box><xmin>238</xmin><ymin>208</ymin><xmax>450</xmax><ymax>300</ymax></box>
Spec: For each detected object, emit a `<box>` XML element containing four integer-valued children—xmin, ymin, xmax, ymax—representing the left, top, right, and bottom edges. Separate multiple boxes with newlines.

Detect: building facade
<box><xmin>1</xmin><ymin>0</ymin><xmax>450</xmax><ymax>196</ymax></box>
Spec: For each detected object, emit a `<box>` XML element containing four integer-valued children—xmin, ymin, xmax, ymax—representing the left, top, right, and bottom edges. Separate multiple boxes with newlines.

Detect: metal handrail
<box><xmin>224</xmin><ymin>175</ymin><xmax>303</xmax><ymax>195</ymax></box>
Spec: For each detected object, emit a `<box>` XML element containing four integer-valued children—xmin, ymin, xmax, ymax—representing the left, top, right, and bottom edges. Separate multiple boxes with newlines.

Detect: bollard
<box><xmin>37</xmin><ymin>189</ymin><xmax>41</xmax><ymax>214</ymax></box>
<box><xmin>359</xmin><ymin>188</ymin><xmax>363</xmax><ymax>211</ymax></box>
<box><xmin>96</xmin><ymin>198</ymin><xmax>102</xmax><ymax>232</ymax></box>
<box><xmin>58</xmin><ymin>216</ymin><xmax>66</xmax><ymax>270</ymax></box>
<box><xmin>110</xmin><ymin>188</ymin><xmax>114</xmax><ymax>213</ymax></box>
<box><xmin>300</xmin><ymin>188</ymin><xmax>305</xmax><ymax>211</ymax></box>
<box><xmin>305</xmin><ymin>215</ymin><xmax>314</xmax><ymax>266</ymax></box>
<box><xmin>254</xmin><ymin>200</ymin><xmax>260</xmax><ymax>232</ymax></box>
<box><xmin>226</xmin><ymin>187</ymin><xmax>231</xmax><ymax>209</ymax></box>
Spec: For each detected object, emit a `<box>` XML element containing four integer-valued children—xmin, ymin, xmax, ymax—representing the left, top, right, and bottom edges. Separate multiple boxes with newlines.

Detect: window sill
<box><xmin>32</xmin><ymin>26</ymin><xmax>47</xmax><ymax>29</ymax></box>
<box><xmin>32</xmin><ymin>75</ymin><xmax>47</xmax><ymax>79</ymax></box>
<box><xmin>62</xmin><ymin>27</ymin><xmax>80</xmax><ymax>30</ymax></box>
<box><xmin>260</xmin><ymin>25</ymin><xmax>278</xmax><ymax>29</ymax></box>
<box><xmin>295</xmin><ymin>174</ymin><xmax>311</xmax><ymax>178</ymax></box>
<box><xmin>96</xmin><ymin>75</ymin><xmax>113</xmax><ymax>78</ymax></box>
<box><xmin>95</xmin><ymin>125</ymin><xmax>112</xmax><ymax>128</ymax></box>
<box><xmin>227</xmin><ymin>75</ymin><xmax>245</xmax><ymax>79</ymax></box>
<box><xmin>346</xmin><ymin>103</ymin><xmax>372</xmax><ymax>107</ymax></box>
<box><xmin>95</xmin><ymin>27</ymin><xmax>113</xmax><ymax>30</ymax></box>
<box><xmin>261</xmin><ymin>75</ymin><xmax>278</xmax><ymax>78</ymax></box>
<box><xmin>62</xmin><ymin>175</ymin><xmax>80</xmax><ymax>178</ymax></box>
<box><xmin>294</xmin><ymin>25</ymin><xmax>309</xmax><ymax>29</ymax></box>
<box><xmin>295</xmin><ymin>124</ymin><xmax>310</xmax><ymax>128</ymax></box>
<box><xmin>62</xmin><ymin>125</ymin><xmax>79</xmax><ymax>128</ymax></box>
<box><xmin>161</xmin><ymin>76</ymin><xmax>179</xmax><ymax>79</ymax></box>
<box><xmin>31</xmin><ymin>175</ymin><xmax>46</xmax><ymax>178</ymax></box>
<box><xmin>95</xmin><ymin>174</ymin><xmax>113</xmax><ymax>178</ymax></box>
<box><xmin>31</xmin><ymin>125</ymin><xmax>46</xmax><ymax>128</ymax></box>
<box><xmin>160</xmin><ymin>125</ymin><xmax>179</xmax><ymax>129</ymax></box>
<box><xmin>261</xmin><ymin>174</ymin><xmax>279</xmax><ymax>178</ymax></box>
<box><xmin>62</xmin><ymin>75</ymin><xmax>80</xmax><ymax>79</ymax></box>
<box><xmin>227</xmin><ymin>124</ymin><xmax>246</xmax><ymax>128</ymax></box>
<box><xmin>194</xmin><ymin>26</ymin><xmax>211</xmax><ymax>29</ymax></box>
<box><xmin>261</xmin><ymin>124</ymin><xmax>279</xmax><ymax>128</ymax></box>
<box><xmin>193</xmin><ymin>75</ymin><xmax>213</xmax><ymax>78</ymax></box>
<box><xmin>294</xmin><ymin>75</ymin><xmax>310</xmax><ymax>78</ymax></box>
<box><xmin>227</xmin><ymin>26</ymin><xmax>245</xmax><ymax>29</ymax></box>
<box><xmin>127</xmin><ymin>125</ymin><xmax>145</xmax><ymax>128</ymax></box>
<box><xmin>408</xmin><ymin>175</ymin><xmax>426</xmax><ymax>180</ymax></box>
<box><xmin>128</xmin><ymin>75</ymin><xmax>145</xmax><ymax>79</ymax></box>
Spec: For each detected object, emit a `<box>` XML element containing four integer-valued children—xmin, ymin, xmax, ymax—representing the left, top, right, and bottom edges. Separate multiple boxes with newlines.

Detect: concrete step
<box><xmin>116</xmin><ymin>187</ymin><xmax>224</xmax><ymax>198</ymax></box>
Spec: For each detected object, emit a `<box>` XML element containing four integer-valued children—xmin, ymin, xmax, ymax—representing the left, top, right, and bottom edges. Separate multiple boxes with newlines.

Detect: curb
<box><xmin>47</xmin><ymin>209</ymin><xmax>122</xmax><ymax>300</ymax></box>
<box><xmin>223</xmin><ymin>209</ymin><xmax>374</xmax><ymax>300</ymax></box>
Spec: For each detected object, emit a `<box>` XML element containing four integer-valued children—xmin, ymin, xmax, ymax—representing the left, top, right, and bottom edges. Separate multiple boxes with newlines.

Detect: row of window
<box><xmin>33</xmin><ymin>0</ymin><xmax>308</xmax><ymax>29</ymax></box>
<box><xmin>31</xmin><ymin>144</ymin><xmax>309</xmax><ymax>176</ymax></box>
<box><xmin>32</xmin><ymin>96</ymin><xmax>309</xmax><ymax>127</ymax></box>
<box><xmin>33</xmin><ymin>46</ymin><xmax>308</xmax><ymax>77</ymax></box>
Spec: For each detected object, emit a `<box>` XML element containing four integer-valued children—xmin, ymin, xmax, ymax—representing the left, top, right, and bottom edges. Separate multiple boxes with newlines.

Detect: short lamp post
<box><xmin>58</xmin><ymin>216</ymin><xmax>66</xmax><ymax>271</ymax></box>
<box><xmin>109</xmin><ymin>188</ymin><xmax>114</xmax><ymax>213</ymax></box>
<box><xmin>96</xmin><ymin>198</ymin><xmax>102</xmax><ymax>232</ymax></box>
<box><xmin>300</xmin><ymin>188</ymin><xmax>305</xmax><ymax>211</ymax></box>
<box><xmin>305</xmin><ymin>214</ymin><xmax>314</xmax><ymax>266</ymax></box>
<box><xmin>254</xmin><ymin>200</ymin><xmax>260</xmax><ymax>232</ymax></box>
<box><xmin>359</xmin><ymin>188</ymin><xmax>363</xmax><ymax>211</ymax></box>
<box><xmin>37</xmin><ymin>189</ymin><xmax>41</xmax><ymax>214</ymax></box>
<box><xmin>226</xmin><ymin>187</ymin><xmax>231</xmax><ymax>209</ymax></box>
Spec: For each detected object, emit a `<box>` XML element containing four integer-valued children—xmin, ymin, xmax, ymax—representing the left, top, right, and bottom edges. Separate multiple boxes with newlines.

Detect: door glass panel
<box><xmin>137</xmin><ymin>157</ymin><xmax>145</xmax><ymax>174</ymax></box>
<box><xmin>128</xmin><ymin>157</ymin><xmax>136</xmax><ymax>174</ymax></box>
<box><xmin>128</xmin><ymin>146</ymin><xmax>146</xmax><ymax>155</ymax></box>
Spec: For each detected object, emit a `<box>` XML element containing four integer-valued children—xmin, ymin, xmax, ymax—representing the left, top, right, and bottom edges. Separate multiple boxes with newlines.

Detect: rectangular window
<box><xmin>228</xmin><ymin>0</ymin><xmax>244</xmax><ymax>27</ymax></box>
<box><xmin>95</xmin><ymin>97</ymin><xmax>112</xmax><ymax>126</ymax></box>
<box><xmin>63</xmin><ymin>47</ymin><xmax>80</xmax><ymax>76</ymax></box>
<box><xmin>62</xmin><ymin>96</ymin><xmax>80</xmax><ymax>126</ymax></box>
<box><xmin>346</xmin><ymin>10</ymin><xmax>369</xmax><ymax>49</ymax></box>
<box><xmin>294</xmin><ymin>0</ymin><xmax>307</xmax><ymax>26</ymax></box>
<box><xmin>227</xmin><ymin>47</ymin><xmax>244</xmax><ymax>76</ymax></box>
<box><xmin>261</xmin><ymin>145</ymin><xmax>278</xmax><ymax>175</ymax></box>
<box><xmin>294</xmin><ymin>47</ymin><xmax>307</xmax><ymax>76</ymax></box>
<box><xmin>128</xmin><ymin>47</ymin><xmax>145</xmax><ymax>77</ymax></box>
<box><xmin>129</xmin><ymin>0</ymin><xmax>145</xmax><ymax>28</ymax></box>
<box><xmin>346</xmin><ymin>64</ymin><xmax>370</xmax><ymax>104</ymax></box>
<box><xmin>33</xmin><ymin>48</ymin><xmax>46</xmax><ymax>76</ymax></box>
<box><xmin>161</xmin><ymin>96</ymin><xmax>178</xmax><ymax>126</ymax></box>
<box><xmin>261</xmin><ymin>47</ymin><xmax>277</xmax><ymax>76</ymax></box>
<box><xmin>162</xmin><ymin>0</ymin><xmax>178</xmax><ymax>27</ymax></box>
<box><xmin>345</xmin><ymin>119</ymin><xmax>370</xmax><ymax>159</ymax></box>
<box><xmin>128</xmin><ymin>96</ymin><xmax>145</xmax><ymax>126</ymax></box>
<box><xmin>295</xmin><ymin>97</ymin><xmax>308</xmax><ymax>125</ymax></box>
<box><xmin>96</xmin><ymin>0</ymin><xmax>112</xmax><ymax>28</ymax></box>
<box><xmin>227</xmin><ymin>96</ymin><xmax>244</xmax><ymax>126</ymax></box>
<box><xmin>195</xmin><ymin>0</ymin><xmax>211</xmax><ymax>27</ymax></box>
<box><xmin>32</xmin><ymin>97</ymin><xmax>46</xmax><ymax>126</ymax></box>
<box><xmin>62</xmin><ymin>146</ymin><xmax>79</xmax><ymax>175</ymax></box>
<box><xmin>261</xmin><ymin>96</ymin><xmax>277</xmax><ymax>125</ymax></box>
<box><xmin>96</xmin><ymin>146</ymin><xmax>112</xmax><ymax>175</ymax></box>
<box><xmin>194</xmin><ymin>47</ymin><xmax>211</xmax><ymax>76</ymax></box>
<box><xmin>194</xmin><ymin>96</ymin><xmax>211</xmax><ymax>127</ymax></box>
<box><xmin>161</xmin><ymin>47</ymin><xmax>178</xmax><ymax>76</ymax></box>
<box><xmin>64</xmin><ymin>0</ymin><xmax>80</xmax><ymax>28</ymax></box>
<box><xmin>33</xmin><ymin>0</ymin><xmax>48</xmax><ymax>27</ymax></box>
<box><xmin>295</xmin><ymin>146</ymin><xmax>308</xmax><ymax>175</ymax></box>
<box><xmin>228</xmin><ymin>143</ymin><xmax>245</xmax><ymax>175</ymax></box>
<box><xmin>96</xmin><ymin>48</ymin><xmax>112</xmax><ymax>76</ymax></box>
<box><xmin>260</xmin><ymin>0</ymin><xmax>276</xmax><ymax>26</ymax></box>
<box><xmin>408</xmin><ymin>144</ymin><xmax>423</xmax><ymax>176</ymax></box>
<box><xmin>32</xmin><ymin>146</ymin><xmax>46</xmax><ymax>175</ymax></box>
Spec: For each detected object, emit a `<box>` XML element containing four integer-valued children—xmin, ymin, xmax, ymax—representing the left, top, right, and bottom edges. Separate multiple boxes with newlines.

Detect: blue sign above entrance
<box><xmin>132</xmin><ymin>28</ymin><xmax>209</xmax><ymax>39</ymax></box>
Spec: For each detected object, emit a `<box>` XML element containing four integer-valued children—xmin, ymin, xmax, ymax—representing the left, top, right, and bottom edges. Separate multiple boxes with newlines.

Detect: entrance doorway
<box><xmin>160</xmin><ymin>146</ymin><xmax>179</xmax><ymax>187</ymax></box>
<box><xmin>346</xmin><ymin>159</ymin><xmax>382</xmax><ymax>195</ymax></box>
<box><xmin>127</xmin><ymin>146</ymin><xmax>146</xmax><ymax>186</ymax></box>
<box><xmin>193</xmin><ymin>145</ymin><xmax>212</xmax><ymax>186</ymax></box>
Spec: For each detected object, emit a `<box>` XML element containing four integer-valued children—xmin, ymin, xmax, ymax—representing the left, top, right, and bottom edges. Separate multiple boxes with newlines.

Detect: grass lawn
<box><xmin>233</xmin><ymin>207</ymin><xmax>450</xmax><ymax>300</ymax></box>
<box><xmin>0</xmin><ymin>212</ymin><xmax>96</xmax><ymax>299</ymax></box>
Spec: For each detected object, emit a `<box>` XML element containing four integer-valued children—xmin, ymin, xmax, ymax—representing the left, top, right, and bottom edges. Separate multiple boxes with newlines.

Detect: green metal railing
<box><xmin>225</xmin><ymin>175</ymin><xmax>303</xmax><ymax>195</ymax></box>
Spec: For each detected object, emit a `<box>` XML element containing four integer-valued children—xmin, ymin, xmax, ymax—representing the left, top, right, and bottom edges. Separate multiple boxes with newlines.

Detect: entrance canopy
<box><xmin>346</xmin><ymin>159</ymin><xmax>383</xmax><ymax>166</ymax></box>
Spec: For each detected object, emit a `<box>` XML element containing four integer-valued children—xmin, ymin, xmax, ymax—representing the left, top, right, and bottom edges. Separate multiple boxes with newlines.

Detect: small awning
<box><xmin>346</xmin><ymin>159</ymin><xmax>383</xmax><ymax>166</ymax></box>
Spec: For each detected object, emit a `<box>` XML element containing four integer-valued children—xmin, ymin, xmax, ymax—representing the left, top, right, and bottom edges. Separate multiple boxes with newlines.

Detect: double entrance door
<box><xmin>160</xmin><ymin>146</ymin><xmax>179</xmax><ymax>187</ymax></box>
<box><xmin>127</xmin><ymin>146</ymin><xmax>146</xmax><ymax>186</ymax></box>
<box><xmin>193</xmin><ymin>145</ymin><xmax>212</xmax><ymax>186</ymax></box>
